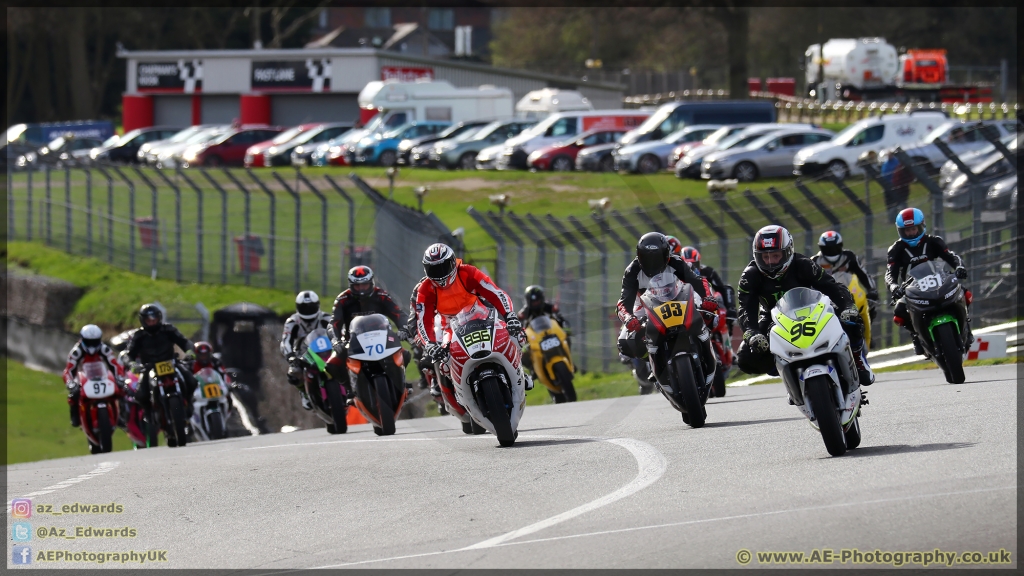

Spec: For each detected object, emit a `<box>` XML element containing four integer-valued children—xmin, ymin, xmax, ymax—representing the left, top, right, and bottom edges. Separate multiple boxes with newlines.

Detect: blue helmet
<box><xmin>895</xmin><ymin>207</ymin><xmax>926</xmax><ymax>247</ymax></box>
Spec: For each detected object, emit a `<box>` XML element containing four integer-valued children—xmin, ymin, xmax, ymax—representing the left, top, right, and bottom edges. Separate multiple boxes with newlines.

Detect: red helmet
<box><xmin>680</xmin><ymin>246</ymin><xmax>701</xmax><ymax>269</ymax></box>
<box><xmin>665</xmin><ymin>235</ymin><xmax>683</xmax><ymax>256</ymax></box>
<box><xmin>347</xmin><ymin>265</ymin><xmax>375</xmax><ymax>298</ymax></box>
<box><xmin>194</xmin><ymin>341</ymin><xmax>213</xmax><ymax>364</ymax></box>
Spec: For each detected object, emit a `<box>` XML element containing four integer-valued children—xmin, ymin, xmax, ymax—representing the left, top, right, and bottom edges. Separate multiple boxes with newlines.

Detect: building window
<box><xmin>365</xmin><ymin>7</ymin><xmax>391</xmax><ymax>28</ymax></box>
<box><xmin>428</xmin><ymin>8</ymin><xmax>454</xmax><ymax>31</ymax></box>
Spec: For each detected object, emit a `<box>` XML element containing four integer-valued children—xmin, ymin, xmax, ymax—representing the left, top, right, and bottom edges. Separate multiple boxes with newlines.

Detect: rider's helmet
<box><xmin>347</xmin><ymin>266</ymin><xmax>375</xmax><ymax>299</ymax></box>
<box><xmin>895</xmin><ymin>207</ymin><xmax>926</xmax><ymax>247</ymax></box>
<box><xmin>193</xmin><ymin>342</ymin><xmax>213</xmax><ymax>365</ymax></box>
<box><xmin>752</xmin><ymin>225</ymin><xmax>795</xmax><ymax>279</ymax></box>
<box><xmin>139</xmin><ymin>304</ymin><xmax>163</xmax><ymax>333</ymax></box>
<box><xmin>423</xmin><ymin>243</ymin><xmax>458</xmax><ymax>288</ymax></box>
<box><xmin>524</xmin><ymin>285</ymin><xmax>545</xmax><ymax>313</ymax></box>
<box><xmin>680</xmin><ymin>246</ymin><xmax>702</xmax><ymax>272</ymax></box>
<box><xmin>636</xmin><ymin>232</ymin><xmax>671</xmax><ymax>278</ymax></box>
<box><xmin>80</xmin><ymin>324</ymin><xmax>103</xmax><ymax>354</ymax></box>
<box><xmin>665</xmin><ymin>235</ymin><xmax>683</xmax><ymax>256</ymax></box>
<box><xmin>818</xmin><ymin>230</ymin><xmax>844</xmax><ymax>264</ymax></box>
<box><xmin>295</xmin><ymin>291</ymin><xmax>320</xmax><ymax>321</ymax></box>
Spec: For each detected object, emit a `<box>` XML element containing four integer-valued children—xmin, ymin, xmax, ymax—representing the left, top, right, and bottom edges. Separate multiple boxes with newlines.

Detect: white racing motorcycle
<box><xmin>768</xmin><ymin>287</ymin><xmax>864</xmax><ymax>457</ymax></box>
<box><xmin>191</xmin><ymin>367</ymin><xmax>232</xmax><ymax>441</ymax></box>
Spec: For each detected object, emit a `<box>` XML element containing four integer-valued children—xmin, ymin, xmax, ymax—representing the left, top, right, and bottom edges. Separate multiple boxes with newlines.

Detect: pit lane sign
<box><xmin>252</xmin><ymin>59</ymin><xmax>331</xmax><ymax>92</ymax></box>
<box><xmin>137</xmin><ymin>60</ymin><xmax>203</xmax><ymax>93</ymax></box>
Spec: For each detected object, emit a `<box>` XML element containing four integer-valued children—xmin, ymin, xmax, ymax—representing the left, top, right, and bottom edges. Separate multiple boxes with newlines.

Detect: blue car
<box><xmin>351</xmin><ymin>121</ymin><xmax>451</xmax><ymax>166</ymax></box>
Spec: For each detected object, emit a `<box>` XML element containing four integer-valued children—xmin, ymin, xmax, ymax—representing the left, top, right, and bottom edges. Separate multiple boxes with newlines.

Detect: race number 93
<box><xmin>789</xmin><ymin>321</ymin><xmax>817</xmax><ymax>342</ymax></box>
<box><xmin>657</xmin><ymin>302</ymin><xmax>684</xmax><ymax>319</ymax></box>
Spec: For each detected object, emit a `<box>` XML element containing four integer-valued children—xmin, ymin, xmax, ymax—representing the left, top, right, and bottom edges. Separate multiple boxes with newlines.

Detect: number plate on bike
<box><xmin>154</xmin><ymin>361</ymin><xmax>175</xmax><ymax>376</ymax></box>
<box><xmin>540</xmin><ymin>336</ymin><xmax>561</xmax><ymax>351</ymax></box>
<box><xmin>654</xmin><ymin>301</ymin><xmax>686</xmax><ymax>327</ymax></box>
<box><xmin>202</xmin><ymin>383</ymin><xmax>223</xmax><ymax>398</ymax></box>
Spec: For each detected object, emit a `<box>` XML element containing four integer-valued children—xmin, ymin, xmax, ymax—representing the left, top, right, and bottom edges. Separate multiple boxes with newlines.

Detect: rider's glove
<box><xmin>396</xmin><ymin>328</ymin><xmax>411</xmax><ymax>342</ymax></box>
<box><xmin>955</xmin><ymin>266</ymin><xmax>968</xmax><ymax>279</ymax></box>
<box><xmin>504</xmin><ymin>314</ymin><xmax>525</xmax><ymax>341</ymax></box>
<box><xmin>425</xmin><ymin>343</ymin><xmax>448</xmax><ymax>364</ymax></box>
<box><xmin>839</xmin><ymin>307</ymin><xmax>861</xmax><ymax>325</ymax></box>
<box><xmin>867</xmin><ymin>290</ymin><xmax>879</xmax><ymax>301</ymax></box>
<box><xmin>183</xmin><ymin>350</ymin><xmax>196</xmax><ymax>363</ymax></box>
<box><xmin>890</xmin><ymin>284</ymin><xmax>905</xmax><ymax>301</ymax></box>
<box><xmin>624</xmin><ymin>315</ymin><xmax>643</xmax><ymax>333</ymax></box>
<box><xmin>747</xmin><ymin>333</ymin><xmax>769</xmax><ymax>353</ymax></box>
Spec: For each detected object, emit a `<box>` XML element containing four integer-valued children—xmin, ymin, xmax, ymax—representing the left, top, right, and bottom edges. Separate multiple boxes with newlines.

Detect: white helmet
<box><xmin>80</xmin><ymin>324</ymin><xmax>103</xmax><ymax>354</ymax></box>
<box><xmin>295</xmin><ymin>291</ymin><xmax>320</xmax><ymax>320</ymax></box>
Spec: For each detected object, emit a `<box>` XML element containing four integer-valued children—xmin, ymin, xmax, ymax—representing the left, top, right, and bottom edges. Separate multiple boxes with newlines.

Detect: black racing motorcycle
<box><xmin>898</xmin><ymin>261</ymin><xmax>971</xmax><ymax>384</ymax></box>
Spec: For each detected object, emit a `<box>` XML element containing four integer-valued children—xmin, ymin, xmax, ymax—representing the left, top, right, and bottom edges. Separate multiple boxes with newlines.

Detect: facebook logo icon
<box><xmin>12</xmin><ymin>545</ymin><xmax>32</xmax><ymax>565</ymax></box>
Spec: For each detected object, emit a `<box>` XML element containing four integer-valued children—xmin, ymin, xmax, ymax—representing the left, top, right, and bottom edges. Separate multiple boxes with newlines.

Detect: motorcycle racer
<box><xmin>63</xmin><ymin>325</ymin><xmax>126</xmax><ymax>427</ymax></box>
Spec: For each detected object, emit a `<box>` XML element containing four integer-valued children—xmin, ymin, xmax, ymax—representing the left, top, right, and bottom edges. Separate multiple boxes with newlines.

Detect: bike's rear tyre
<box><xmin>672</xmin><ymin>358</ymin><xmax>705</xmax><ymax>428</ymax></box>
<box><xmin>207</xmin><ymin>411</ymin><xmax>225</xmax><ymax>440</ymax></box>
<box><xmin>548</xmin><ymin>389</ymin><xmax>566</xmax><ymax>403</ymax></box>
<box><xmin>168</xmin><ymin>396</ymin><xmax>188</xmax><ymax>448</ymax></box>
<box><xmin>97</xmin><ymin>406</ymin><xmax>113</xmax><ymax>453</ymax></box>
<box><xmin>553</xmin><ymin>363</ymin><xmax>577</xmax><ymax>402</ymax></box>
<box><xmin>805</xmin><ymin>375</ymin><xmax>847</xmax><ymax>456</ymax></box>
<box><xmin>325</xmin><ymin>380</ymin><xmax>349</xmax><ymax>434</ymax></box>
<box><xmin>712</xmin><ymin>368</ymin><xmax>727</xmax><ymax>398</ymax></box>
<box><xmin>480</xmin><ymin>376</ymin><xmax>515</xmax><ymax>447</ymax></box>
<box><xmin>935</xmin><ymin>323</ymin><xmax>965</xmax><ymax>384</ymax></box>
<box><xmin>374</xmin><ymin>375</ymin><xmax>396</xmax><ymax>436</ymax></box>
<box><xmin>844</xmin><ymin>415</ymin><xmax>862</xmax><ymax>450</ymax></box>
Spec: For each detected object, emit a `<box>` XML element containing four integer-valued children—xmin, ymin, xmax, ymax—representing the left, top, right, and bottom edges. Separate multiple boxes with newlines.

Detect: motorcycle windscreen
<box><xmin>645</xmin><ymin>271</ymin><xmax>683</xmax><ymax>304</ymax></box>
<box><xmin>303</xmin><ymin>329</ymin><xmax>332</xmax><ymax>370</ymax></box>
<box><xmin>775</xmin><ymin>287</ymin><xmax>824</xmax><ymax>318</ymax></box>
<box><xmin>529</xmin><ymin>315</ymin><xmax>553</xmax><ymax>332</ymax></box>
<box><xmin>81</xmin><ymin>362</ymin><xmax>115</xmax><ymax>399</ymax></box>
<box><xmin>907</xmin><ymin>260</ymin><xmax>952</xmax><ymax>291</ymax></box>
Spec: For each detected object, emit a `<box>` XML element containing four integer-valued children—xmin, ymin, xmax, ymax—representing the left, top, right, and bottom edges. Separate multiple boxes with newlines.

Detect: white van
<box><xmin>514</xmin><ymin>88</ymin><xmax>594</xmax><ymax>120</ymax></box>
<box><xmin>358</xmin><ymin>79</ymin><xmax>514</xmax><ymax>126</ymax></box>
<box><xmin>497</xmin><ymin>110</ymin><xmax>649</xmax><ymax>170</ymax></box>
<box><xmin>793</xmin><ymin>111</ymin><xmax>947</xmax><ymax>179</ymax></box>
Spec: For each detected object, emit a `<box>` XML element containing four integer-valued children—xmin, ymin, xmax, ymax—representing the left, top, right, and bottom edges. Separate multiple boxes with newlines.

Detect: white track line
<box><xmin>230</xmin><ymin>391</ymin><xmax>261</xmax><ymax>436</ymax></box>
<box><xmin>6</xmin><ymin>461</ymin><xmax>120</xmax><ymax>513</ymax></box>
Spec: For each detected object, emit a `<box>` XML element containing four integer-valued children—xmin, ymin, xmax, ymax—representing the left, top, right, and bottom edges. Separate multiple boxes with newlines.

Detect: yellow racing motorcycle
<box><xmin>831</xmin><ymin>270</ymin><xmax>873</xmax><ymax>349</ymax></box>
<box><xmin>524</xmin><ymin>314</ymin><xmax>576</xmax><ymax>403</ymax></box>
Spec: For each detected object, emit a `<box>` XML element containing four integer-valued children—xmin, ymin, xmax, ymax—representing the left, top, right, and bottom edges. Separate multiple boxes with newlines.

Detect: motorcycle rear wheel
<box><xmin>96</xmin><ymin>406</ymin><xmax>113</xmax><ymax>453</ymax></box>
<box><xmin>480</xmin><ymin>376</ymin><xmax>516</xmax><ymax>447</ymax></box>
<box><xmin>168</xmin><ymin>397</ymin><xmax>188</xmax><ymax>448</ymax></box>
<box><xmin>805</xmin><ymin>375</ymin><xmax>846</xmax><ymax>456</ymax></box>
<box><xmin>374</xmin><ymin>375</ymin><xmax>396</xmax><ymax>436</ymax></box>
<box><xmin>553</xmin><ymin>362</ymin><xmax>577</xmax><ymax>402</ymax></box>
<box><xmin>672</xmin><ymin>357</ymin><xmax>705</xmax><ymax>428</ymax></box>
<box><xmin>934</xmin><ymin>323</ymin><xmax>965</xmax><ymax>384</ymax></box>
<box><xmin>325</xmin><ymin>380</ymin><xmax>349</xmax><ymax>435</ymax></box>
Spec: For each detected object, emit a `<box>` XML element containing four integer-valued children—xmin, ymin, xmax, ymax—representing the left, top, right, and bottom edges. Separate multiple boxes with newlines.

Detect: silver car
<box><xmin>882</xmin><ymin>119</ymin><xmax>1017</xmax><ymax>175</ymax></box>
<box><xmin>676</xmin><ymin>124</ymin><xmax>809</xmax><ymax>179</ymax></box>
<box><xmin>613</xmin><ymin>124</ymin><xmax>722</xmax><ymax>174</ymax></box>
<box><xmin>939</xmin><ymin>132</ymin><xmax>1018</xmax><ymax>189</ymax></box>
<box><xmin>702</xmin><ymin>127</ymin><xmax>834</xmax><ymax>182</ymax></box>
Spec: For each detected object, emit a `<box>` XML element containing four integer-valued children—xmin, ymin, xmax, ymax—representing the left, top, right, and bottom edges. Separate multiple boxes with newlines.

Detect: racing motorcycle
<box><xmin>119</xmin><ymin>367</ymin><xmax>148</xmax><ymax>449</ymax></box>
<box><xmin>445</xmin><ymin>301</ymin><xmax>528</xmax><ymax>447</ymax></box>
<box><xmin>636</xmin><ymin>271</ymin><xmax>717</xmax><ymax>428</ymax></box>
<box><xmin>830</xmin><ymin>270</ymin><xmax>874</xmax><ymax>350</ymax></box>
<box><xmin>191</xmin><ymin>367</ymin><xmax>232</xmax><ymax>441</ymax></box>
<box><xmin>896</xmin><ymin>261</ymin><xmax>971</xmax><ymax>384</ymax></box>
<box><xmin>418</xmin><ymin>314</ymin><xmax>487</xmax><ymax>434</ymax></box>
<box><xmin>708</xmin><ymin>290</ymin><xmax>732</xmax><ymax>398</ymax></box>
<box><xmin>524</xmin><ymin>314</ymin><xmax>576</xmax><ymax>402</ymax></box>
<box><xmin>299</xmin><ymin>329</ymin><xmax>348</xmax><ymax>434</ymax></box>
<box><xmin>768</xmin><ymin>287</ymin><xmax>864</xmax><ymax>457</ymax></box>
<box><xmin>142</xmin><ymin>358</ymin><xmax>190</xmax><ymax>448</ymax></box>
<box><xmin>346</xmin><ymin>314</ymin><xmax>410</xmax><ymax>436</ymax></box>
<box><xmin>73</xmin><ymin>359</ymin><xmax>122</xmax><ymax>454</ymax></box>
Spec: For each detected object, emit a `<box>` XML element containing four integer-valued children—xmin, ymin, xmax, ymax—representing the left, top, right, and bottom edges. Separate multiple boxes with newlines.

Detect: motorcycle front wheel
<box><xmin>805</xmin><ymin>375</ymin><xmax>846</xmax><ymax>456</ymax></box>
<box><xmin>712</xmin><ymin>368</ymin><xmax>727</xmax><ymax>398</ymax></box>
<box><xmin>325</xmin><ymin>380</ymin><xmax>349</xmax><ymax>435</ymax></box>
<box><xmin>672</xmin><ymin>357</ymin><xmax>705</xmax><ymax>428</ymax></box>
<box><xmin>145</xmin><ymin>408</ymin><xmax>160</xmax><ymax>448</ymax></box>
<box><xmin>168</xmin><ymin>396</ymin><xmax>188</xmax><ymax>448</ymax></box>
<box><xmin>206</xmin><ymin>411</ymin><xmax>226</xmax><ymax>440</ymax></box>
<box><xmin>480</xmin><ymin>376</ymin><xmax>516</xmax><ymax>447</ymax></box>
<box><xmin>844</xmin><ymin>415</ymin><xmax>862</xmax><ymax>450</ymax></box>
<box><xmin>374</xmin><ymin>375</ymin><xmax>396</xmax><ymax>436</ymax></box>
<box><xmin>96</xmin><ymin>406</ymin><xmax>113</xmax><ymax>453</ymax></box>
<box><xmin>934</xmin><ymin>323</ymin><xmax>966</xmax><ymax>384</ymax></box>
<box><xmin>553</xmin><ymin>362</ymin><xmax>577</xmax><ymax>402</ymax></box>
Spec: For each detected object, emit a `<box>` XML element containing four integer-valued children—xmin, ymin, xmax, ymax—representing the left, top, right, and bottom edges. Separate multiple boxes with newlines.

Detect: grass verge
<box><xmin>4</xmin><ymin>358</ymin><xmax>136</xmax><ymax>464</ymax></box>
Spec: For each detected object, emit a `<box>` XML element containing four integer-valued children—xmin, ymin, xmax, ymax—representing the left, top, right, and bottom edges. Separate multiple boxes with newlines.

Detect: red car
<box><xmin>526</xmin><ymin>129</ymin><xmax>628</xmax><ymax>171</ymax></box>
<box><xmin>244</xmin><ymin>123</ymin><xmax>320</xmax><ymax>167</ymax></box>
<box><xmin>182</xmin><ymin>126</ymin><xmax>282</xmax><ymax>167</ymax></box>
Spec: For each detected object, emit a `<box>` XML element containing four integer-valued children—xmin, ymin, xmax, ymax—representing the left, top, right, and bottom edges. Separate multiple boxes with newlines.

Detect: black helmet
<box><xmin>818</xmin><ymin>230</ymin><xmax>843</xmax><ymax>264</ymax></box>
<box><xmin>295</xmin><ymin>291</ymin><xmax>320</xmax><ymax>320</ymax></box>
<box><xmin>636</xmin><ymin>232</ymin><xmax>670</xmax><ymax>278</ymax></box>
<box><xmin>752</xmin><ymin>225</ymin><xmax>795</xmax><ymax>279</ymax></box>
<box><xmin>524</xmin><ymin>285</ymin><xmax>545</xmax><ymax>311</ymax></box>
<box><xmin>139</xmin><ymin>303</ymin><xmax>163</xmax><ymax>333</ymax></box>
<box><xmin>348</xmin><ymin>265</ymin><xmax>375</xmax><ymax>298</ymax></box>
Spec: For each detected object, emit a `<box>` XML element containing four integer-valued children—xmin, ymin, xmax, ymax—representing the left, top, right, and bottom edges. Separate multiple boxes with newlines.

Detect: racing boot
<box><xmin>299</xmin><ymin>391</ymin><xmax>313</xmax><ymax>411</ymax></box>
<box><xmin>911</xmin><ymin>333</ymin><xmax>926</xmax><ymax>357</ymax></box>
<box><xmin>851</xmin><ymin>343</ymin><xmax>875</xmax><ymax>386</ymax></box>
<box><xmin>524</xmin><ymin>371</ymin><xmax>535</xmax><ymax>391</ymax></box>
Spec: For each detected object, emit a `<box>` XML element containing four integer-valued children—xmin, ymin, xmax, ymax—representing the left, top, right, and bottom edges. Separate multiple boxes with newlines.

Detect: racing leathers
<box><xmin>736</xmin><ymin>253</ymin><xmax>865</xmax><ymax>377</ymax></box>
<box><xmin>63</xmin><ymin>341</ymin><xmax>126</xmax><ymax>427</ymax></box>
<box><xmin>324</xmin><ymin>287</ymin><xmax>405</xmax><ymax>391</ymax></box>
<box><xmin>615</xmin><ymin>257</ymin><xmax>718</xmax><ymax>382</ymax></box>
<box><xmin>280</xmin><ymin>311</ymin><xmax>332</xmax><ymax>388</ymax></box>
<box><xmin>884</xmin><ymin>234</ymin><xmax>970</xmax><ymax>343</ymax></box>
<box><xmin>125</xmin><ymin>324</ymin><xmax>197</xmax><ymax>410</ymax></box>
<box><xmin>517</xmin><ymin>301</ymin><xmax>570</xmax><ymax>377</ymax></box>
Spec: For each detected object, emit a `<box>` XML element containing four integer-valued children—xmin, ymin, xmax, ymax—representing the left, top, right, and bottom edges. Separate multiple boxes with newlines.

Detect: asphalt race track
<box><xmin>7</xmin><ymin>365</ymin><xmax>1017</xmax><ymax>569</ymax></box>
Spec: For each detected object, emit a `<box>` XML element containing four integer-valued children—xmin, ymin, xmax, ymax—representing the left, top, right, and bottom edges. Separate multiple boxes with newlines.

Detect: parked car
<box><xmin>245</xmin><ymin>124</ymin><xmax>321</xmax><ymax>168</ymax></box>
<box><xmin>351</xmin><ymin>121</ymin><xmax>450</xmax><ymax>166</ymax></box>
<box><xmin>137</xmin><ymin>125</ymin><xmax>217</xmax><ymax>165</ymax></box>
<box><xmin>939</xmin><ymin>133</ymin><xmax>1018</xmax><ymax>189</ymax></box>
<box><xmin>90</xmin><ymin>126</ymin><xmax>183</xmax><ymax>164</ymax></box>
<box><xmin>793</xmin><ymin>111</ymin><xmax>947</xmax><ymax>179</ymax></box>
<box><xmin>399</xmin><ymin>120</ymin><xmax>491</xmax><ymax>166</ymax></box>
<box><xmin>881</xmin><ymin>119</ymin><xmax>1017</xmax><ymax>175</ymax></box>
<box><xmin>575</xmin><ymin>142</ymin><xmax>620</xmax><ymax>172</ymax></box>
<box><xmin>527</xmin><ymin>128</ymin><xmax>628</xmax><ymax>171</ymax></box>
<box><xmin>475</xmin><ymin>143</ymin><xmax>508</xmax><ymax>171</ymax></box>
<box><xmin>433</xmin><ymin>120</ymin><xmax>536</xmax><ymax>170</ymax></box>
<box><xmin>944</xmin><ymin>136</ymin><xmax>1019</xmax><ymax>210</ymax></box>
<box><xmin>668</xmin><ymin>124</ymin><xmax>755</xmax><ymax>168</ymax></box>
<box><xmin>308</xmin><ymin>112</ymin><xmax>413</xmax><ymax>167</ymax></box>
<box><xmin>702</xmin><ymin>127</ymin><xmax>834</xmax><ymax>181</ymax></box>
<box><xmin>180</xmin><ymin>126</ymin><xmax>283</xmax><ymax>168</ymax></box>
<box><xmin>617</xmin><ymin>101</ymin><xmax>776</xmax><ymax>149</ymax></box>
<box><xmin>261</xmin><ymin>123</ymin><xmax>353</xmax><ymax>167</ymax></box>
<box><xmin>292</xmin><ymin>127</ymin><xmax>358</xmax><ymax>167</ymax></box>
<box><xmin>17</xmin><ymin>134</ymin><xmax>104</xmax><ymax>170</ymax></box>
<box><xmin>676</xmin><ymin>124</ymin><xmax>799</xmax><ymax>179</ymax></box>
<box><xmin>151</xmin><ymin>127</ymin><xmax>231</xmax><ymax>168</ymax></box>
<box><xmin>614</xmin><ymin>125</ymin><xmax>723</xmax><ymax>174</ymax></box>
<box><xmin>498</xmin><ymin>110</ymin><xmax>649</xmax><ymax>170</ymax></box>
<box><xmin>985</xmin><ymin>174</ymin><xmax>1017</xmax><ymax>211</ymax></box>
<box><xmin>274</xmin><ymin>124</ymin><xmax>354</xmax><ymax>167</ymax></box>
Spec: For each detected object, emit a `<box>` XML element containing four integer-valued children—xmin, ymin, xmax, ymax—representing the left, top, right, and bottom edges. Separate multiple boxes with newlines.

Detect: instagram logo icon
<box><xmin>11</xmin><ymin>498</ymin><xmax>32</xmax><ymax>519</ymax></box>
